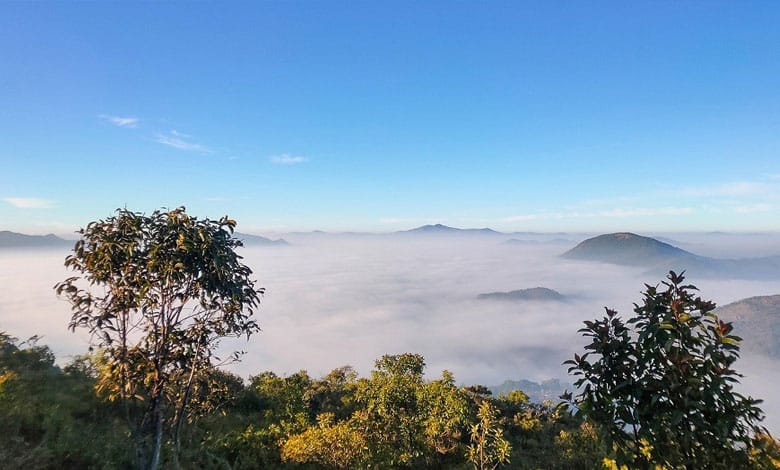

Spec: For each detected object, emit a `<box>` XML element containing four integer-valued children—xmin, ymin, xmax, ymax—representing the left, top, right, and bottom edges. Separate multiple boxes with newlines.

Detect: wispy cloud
<box><xmin>598</xmin><ymin>207</ymin><xmax>695</xmax><ymax>217</ymax></box>
<box><xmin>734</xmin><ymin>203</ymin><xmax>773</xmax><ymax>214</ymax></box>
<box><xmin>679</xmin><ymin>181</ymin><xmax>770</xmax><ymax>197</ymax></box>
<box><xmin>2</xmin><ymin>197</ymin><xmax>55</xmax><ymax>209</ymax></box>
<box><xmin>100</xmin><ymin>114</ymin><xmax>139</xmax><ymax>128</ymax></box>
<box><xmin>270</xmin><ymin>154</ymin><xmax>308</xmax><ymax>165</ymax></box>
<box><xmin>502</xmin><ymin>207</ymin><xmax>694</xmax><ymax>222</ymax></box>
<box><xmin>155</xmin><ymin>130</ymin><xmax>211</xmax><ymax>154</ymax></box>
<box><xmin>379</xmin><ymin>217</ymin><xmax>417</xmax><ymax>225</ymax></box>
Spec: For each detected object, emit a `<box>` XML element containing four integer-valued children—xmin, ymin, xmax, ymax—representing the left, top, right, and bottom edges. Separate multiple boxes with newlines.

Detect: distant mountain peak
<box><xmin>478</xmin><ymin>287</ymin><xmax>566</xmax><ymax>302</ymax></box>
<box><xmin>561</xmin><ymin>232</ymin><xmax>780</xmax><ymax>280</ymax></box>
<box><xmin>613</xmin><ymin>232</ymin><xmax>637</xmax><ymax>240</ymax></box>
<box><xmin>401</xmin><ymin>224</ymin><xmax>502</xmax><ymax>235</ymax></box>
<box><xmin>407</xmin><ymin>224</ymin><xmax>459</xmax><ymax>232</ymax></box>
<box><xmin>561</xmin><ymin>232</ymin><xmax>695</xmax><ymax>266</ymax></box>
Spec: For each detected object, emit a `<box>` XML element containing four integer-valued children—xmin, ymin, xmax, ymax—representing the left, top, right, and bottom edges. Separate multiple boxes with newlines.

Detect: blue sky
<box><xmin>1</xmin><ymin>1</ymin><xmax>779</xmax><ymax>234</ymax></box>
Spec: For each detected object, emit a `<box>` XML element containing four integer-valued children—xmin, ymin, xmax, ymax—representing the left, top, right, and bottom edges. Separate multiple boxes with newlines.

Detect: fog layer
<box><xmin>1</xmin><ymin>234</ymin><xmax>778</xmax><ymax>430</ymax></box>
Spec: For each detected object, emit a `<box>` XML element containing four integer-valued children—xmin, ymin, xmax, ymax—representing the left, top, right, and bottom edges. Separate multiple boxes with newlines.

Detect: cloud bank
<box><xmin>1</xmin><ymin>233</ymin><xmax>778</xmax><ymax>431</ymax></box>
<box><xmin>2</xmin><ymin>197</ymin><xmax>55</xmax><ymax>209</ymax></box>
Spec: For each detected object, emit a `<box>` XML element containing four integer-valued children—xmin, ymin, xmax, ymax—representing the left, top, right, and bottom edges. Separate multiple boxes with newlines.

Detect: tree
<box><xmin>466</xmin><ymin>400</ymin><xmax>511</xmax><ymax>470</ymax></box>
<box><xmin>564</xmin><ymin>271</ymin><xmax>772</xmax><ymax>469</ymax></box>
<box><xmin>281</xmin><ymin>412</ymin><xmax>369</xmax><ymax>469</ymax></box>
<box><xmin>280</xmin><ymin>354</ymin><xmax>472</xmax><ymax>469</ymax></box>
<box><xmin>354</xmin><ymin>353</ymin><xmax>429</xmax><ymax>466</ymax></box>
<box><xmin>55</xmin><ymin>207</ymin><xmax>263</xmax><ymax>469</ymax></box>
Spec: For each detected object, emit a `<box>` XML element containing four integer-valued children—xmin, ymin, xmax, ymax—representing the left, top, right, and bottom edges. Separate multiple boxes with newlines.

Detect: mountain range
<box><xmin>0</xmin><ymin>230</ymin><xmax>288</xmax><ymax>249</ymax></box>
<box><xmin>234</xmin><ymin>232</ymin><xmax>289</xmax><ymax>246</ymax></box>
<box><xmin>488</xmin><ymin>378</ymin><xmax>569</xmax><ymax>403</ymax></box>
<box><xmin>398</xmin><ymin>224</ymin><xmax>503</xmax><ymax>236</ymax></box>
<box><xmin>0</xmin><ymin>231</ymin><xmax>71</xmax><ymax>248</ymax></box>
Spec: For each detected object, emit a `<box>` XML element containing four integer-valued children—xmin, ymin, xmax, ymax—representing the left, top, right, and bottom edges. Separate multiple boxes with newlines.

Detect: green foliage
<box><xmin>281</xmin><ymin>412</ymin><xmax>369</xmax><ymax>469</ymax></box>
<box><xmin>483</xmin><ymin>390</ymin><xmax>603</xmax><ymax>470</ymax></box>
<box><xmin>355</xmin><ymin>353</ymin><xmax>429</xmax><ymax>466</ymax></box>
<box><xmin>305</xmin><ymin>366</ymin><xmax>359</xmax><ymax>421</ymax></box>
<box><xmin>466</xmin><ymin>400</ymin><xmax>511</xmax><ymax>470</ymax></box>
<box><xmin>0</xmin><ymin>332</ymin><xmax>621</xmax><ymax>469</ymax></box>
<box><xmin>354</xmin><ymin>354</ymin><xmax>473</xmax><ymax>467</ymax></box>
<box><xmin>421</xmin><ymin>370</ymin><xmax>470</xmax><ymax>458</ymax></box>
<box><xmin>204</xmin><ymin>422</ymin><xmax>288</xmax><ymax>469</ymax></box>
<box><xmin>553</xmin><ymin>421</ymin><xmax>605</xmax><ymax>470</ymax></box>
<box><xmin>565</xmin><ymin>271</ymin><xmax>774</xmax><ymax>468</ymax></box>
<box><xmin>54</xmin><ymin>207</ymin><xmax>263</xmax><ymax>469</ymax></box>
<box><xmin>281</xmin><ymin>354</ymin><xmax>472</xmax><ymax>469</ymax></box>
<box><xmin>252</xmin><ymin>370</ymin><xmax>313</xmax><ymax>434</ymax></box>
<box><xmin>0</xmin><ymin>333</ymin><xmax>133</xmax><ymax>468</ymax></box>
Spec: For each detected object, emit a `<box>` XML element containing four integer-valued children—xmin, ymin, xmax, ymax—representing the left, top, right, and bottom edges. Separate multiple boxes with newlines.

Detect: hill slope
<box><xmin>477</xmin><ymin>287</ymin><xmax>566</xmax><ymax>302</ymax></box>
<box><xmin>561</xmin><ymin>232</ymin><xmax>698</xmax><ymax>266</ymax></box>
<box><xmin>716</xmin><ymin>295</ymin><xmax>780</xmax><ymax>358</ymax></box>
<box><xmin>234</xmin><ymin>232</ymin><xmax>289</xmax><ymax>246</ymax></box>
<box><xmin>561</xmin><ymin>232</ymin><xmax>780</xmax><ymax>280</ymax></box>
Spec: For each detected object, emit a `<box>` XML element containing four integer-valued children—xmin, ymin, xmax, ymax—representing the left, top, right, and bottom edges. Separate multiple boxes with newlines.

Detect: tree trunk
<box><xmin>173</xmin><ymin>368</ymin><xmax>196</xmax><ymax>459</ymax></box>
<box><xmin>149</xmin><ymin>396</ymin><xmax>164</xmax><ymax>470</ymax></box>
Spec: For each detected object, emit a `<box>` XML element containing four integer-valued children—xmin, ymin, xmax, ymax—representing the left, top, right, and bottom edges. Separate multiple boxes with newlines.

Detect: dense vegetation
<box><xmin>2</xmin><ymin>334</ymin><xmax>777</xmax><ymax>469</ymax></box>
<box><xmin>2</xmin><ymin>209</ymin><xmax>779</xmax><ymax>468</ymax></box>
<box><xmin>0</xmin><ymin>334</ymin><xmax>606</xmax><ymax>469</ymax></box>
<box><xmin>565</xmin><ymin>271</ymin><xmax>779</xmax><ymax>469</ymax></box>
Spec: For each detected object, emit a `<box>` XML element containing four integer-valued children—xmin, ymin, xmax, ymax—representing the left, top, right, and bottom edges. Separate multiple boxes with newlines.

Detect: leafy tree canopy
<box><xmin>55</xmin><ymin>207</ymin><xmax>263</xmax><ymax>469</ymax></box>
<box><xmin>565</xmin><ymin>271</ymin><xmax>774</xmax><ymax>469</ymax></box>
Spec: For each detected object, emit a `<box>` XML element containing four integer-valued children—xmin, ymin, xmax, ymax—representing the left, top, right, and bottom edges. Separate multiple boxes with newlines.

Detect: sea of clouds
<box><xmin>1</xmin><ymin>233</ymin><xmax>778</xmax><ymax>430</ymax></box>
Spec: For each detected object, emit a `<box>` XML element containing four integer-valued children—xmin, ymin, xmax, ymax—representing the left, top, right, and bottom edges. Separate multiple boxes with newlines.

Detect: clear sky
<box><xmin>1</xmin><ymin>1</ymin><xmax>779</xmax><ymax>234</ymax></box>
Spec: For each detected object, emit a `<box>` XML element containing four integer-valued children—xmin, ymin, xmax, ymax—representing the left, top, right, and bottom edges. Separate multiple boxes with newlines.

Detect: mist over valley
<box><xmin>2</xmin><ymin>227</ymin><xmax>779</xmax><ymax>430</ymax></box>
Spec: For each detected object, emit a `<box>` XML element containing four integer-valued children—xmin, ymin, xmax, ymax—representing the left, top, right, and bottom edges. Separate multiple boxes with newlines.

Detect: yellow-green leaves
<box><xmin>467</xmin><ymin>400</ymin><xmax>511</xmax><ymax>470</ymax></box>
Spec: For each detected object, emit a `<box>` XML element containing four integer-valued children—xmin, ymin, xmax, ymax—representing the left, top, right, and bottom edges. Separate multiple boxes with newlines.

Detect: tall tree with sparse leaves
<box><xmin>55</xmin><ymin>207</ymin><xmax>263</xmax><ymax>470</ymax></box>
<box><xmin>564</xmin><ymin>271</ymin><xmax>772</xmax><ymax>469</ymax></box>
<box><xmin>466</xmin><ymin>400</ymin><xmax>511</xmax><ymax>470</ymax></box>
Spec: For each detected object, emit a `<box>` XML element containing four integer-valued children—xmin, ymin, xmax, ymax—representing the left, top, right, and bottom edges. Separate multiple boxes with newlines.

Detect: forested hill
<box><xmin>477</xmin><ymin>287</ymin><xmax>566</xmax><ymax>302</ymax></box>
